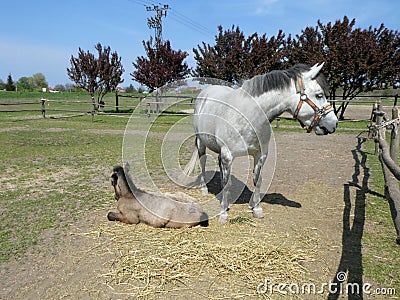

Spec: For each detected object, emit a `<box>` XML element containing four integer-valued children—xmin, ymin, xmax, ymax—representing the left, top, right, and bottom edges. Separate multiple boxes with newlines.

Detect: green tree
<box><xmin>31</xmin><ymin>73</ymin><xmax>48</xmax><ymax>90</ymax></box>
<box><xmin>16</xmin><ymin>77</ymin><xmax>34</xmax><ymax>91</ymax></box>
<box><xmin>125</xmin><ymin>84</ymin><xmax>137</xmax><ymax>93</ymax></box>
<box><xmin>5</xmin><ymin>74</ymin><xmax>15</xmax><ymax>91</ymax></box>
<box><xmin>54</xmin><ymin>84</ymin><xmax>66</xmax><ymax>92</ymax></box>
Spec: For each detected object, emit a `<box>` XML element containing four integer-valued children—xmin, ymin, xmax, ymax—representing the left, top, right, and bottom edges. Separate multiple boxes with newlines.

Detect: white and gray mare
<box><xmin>187</xmin><ymin>63</ymin><xmax>338</xmax><ymax>223</ymax></box>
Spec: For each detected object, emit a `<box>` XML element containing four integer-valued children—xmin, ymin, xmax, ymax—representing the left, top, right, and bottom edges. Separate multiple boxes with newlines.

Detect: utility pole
<box><xmin>146</xmin><ymin>4</ymin><xmax>169</xmax><ymax>45</ymax></box>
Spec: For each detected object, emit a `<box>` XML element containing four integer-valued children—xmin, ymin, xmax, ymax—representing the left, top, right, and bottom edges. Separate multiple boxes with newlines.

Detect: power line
<box><xmin>127</xmin><ymin>0</ymin><xmax>214</xmax><ymax>39</ymax></box>
<box><xmin>168</xmin><ymin>10</ymin><xmax>213</xmax><ymax>37</ymax></box>
<box><xmin>169</xmin><ymin>8</ymin><xmax>213</xmax><ymax>37</ymax></box>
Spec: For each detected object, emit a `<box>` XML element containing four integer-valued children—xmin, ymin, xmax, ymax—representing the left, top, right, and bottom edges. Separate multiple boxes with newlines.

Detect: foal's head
<box><xmin>111</xmin><ymin>166</ymin><xmax>132</xmax><ymax>200</ymax></box>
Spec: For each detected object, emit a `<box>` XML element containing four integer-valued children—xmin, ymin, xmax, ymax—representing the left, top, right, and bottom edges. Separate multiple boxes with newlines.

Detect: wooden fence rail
<box><xmin>372</xmin><ymin>102</ymin><xmax>400</xmax><ymax>244</ymax></box>
<box><xmin>1</xmin><ymin>93</ymin><xmax>399</xmax><ymax>125</ymax></box>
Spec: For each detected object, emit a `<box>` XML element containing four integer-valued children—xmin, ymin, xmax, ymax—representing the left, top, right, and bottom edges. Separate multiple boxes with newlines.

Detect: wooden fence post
<box><xmin>377</xmin><ymin>104</ymin><xmax>400</xmax><ymax>245</ymax></box>
<box><xmin>390</xmin><ymin>107</ymin><xmax>399</xmax><ymax>161</ymax></box>
<box><xmin>147</xmin><ymin>103</ymin><xmax>151</xmax><ymax>122</ymax></box>
<box><xmin>389</xmin><ymin>106</ymin><xmax>400</xmax><ymax>244</ymax></box>
<box><xmin>115</xmin><ymin>91</ymin><xmax>119</xmax><ymax>112</ymax></box>
<box><xmin>91</xmin><ymin>101</ymin><xmax>96</xmax><ymax>122</ymax></box>
<box><xmin>41</xmin><ymin>99</ymin><xmax>46</xmax><ymax>118</ymax></box>
<box><xmin>375</xmin><ymin>100</ymin><xmax>382</xmax><ymax>155</ymax></box>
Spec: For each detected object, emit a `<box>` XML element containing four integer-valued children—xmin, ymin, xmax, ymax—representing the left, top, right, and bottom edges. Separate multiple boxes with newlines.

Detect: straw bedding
<box><xmin>85</xmin><ymin>197</ymin><xmax>315</xmax><ymax>299</ymax></box>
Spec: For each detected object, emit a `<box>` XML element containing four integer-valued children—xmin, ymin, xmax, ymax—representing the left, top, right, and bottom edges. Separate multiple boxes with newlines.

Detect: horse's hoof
<box><xmin>218</xmin><ymin>213</ymin><xmax>228</xmax><ymax>224</ymax></box>
<box><xmin>200</xmin><ymin>187</ymin><xmax>208</xmax><ymax>195</ymax></box>
<box><xmin>252</xmin><ymin>208</ymin><xmax>264</xmax><ymax>219</ymax></box>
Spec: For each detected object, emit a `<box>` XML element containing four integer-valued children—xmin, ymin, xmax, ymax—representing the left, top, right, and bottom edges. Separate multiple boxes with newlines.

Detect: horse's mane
<box><xmin>241</xmin><ymin>63</ymin><xmax>329</xmax><ymax>97</ymax></box>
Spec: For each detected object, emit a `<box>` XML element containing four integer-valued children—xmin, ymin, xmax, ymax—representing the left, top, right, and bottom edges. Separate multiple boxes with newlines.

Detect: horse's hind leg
<box><xmin>249</xmin><ymin>152</ymin><xmax>267</xmax><ymax>218</ymax></box>
<box><xmin>219</xmin><ymin>146</ymin><xmax>233</xmax><ymax>223</ymax></box>
<box><xmin>196</xmin><ymin>137</ymin><xmax>208</xmax><ymax>194</ymax></box>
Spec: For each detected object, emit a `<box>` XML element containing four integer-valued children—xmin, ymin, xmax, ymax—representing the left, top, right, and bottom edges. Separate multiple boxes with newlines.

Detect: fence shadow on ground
<box><xmin>328</xmin><ymin>137</ymin><xmax>384</xmax><ymax>300</ymax></box>
<box><xmin>202</xmin><ymin>170</ymin><xmax>302</xmax><ymax>208</ymax></box>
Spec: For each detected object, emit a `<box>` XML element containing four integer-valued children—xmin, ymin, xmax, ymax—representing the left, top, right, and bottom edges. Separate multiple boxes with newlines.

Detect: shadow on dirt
<box><xmin>328</xmin><ymin>137</ymin><xmax>384</xmax><ymax>300</ymax></box>
<box><xmin>203</xmin><ymin>170</ymin><xmax>302</xmax><ymax>208</ymax></box>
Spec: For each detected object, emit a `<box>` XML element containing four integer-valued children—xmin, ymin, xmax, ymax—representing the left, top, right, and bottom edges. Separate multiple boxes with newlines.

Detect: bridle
<box><xmin>293</xmin><ymin>76</ymin><xmax>333</xmax><ymax>133</ymax></box>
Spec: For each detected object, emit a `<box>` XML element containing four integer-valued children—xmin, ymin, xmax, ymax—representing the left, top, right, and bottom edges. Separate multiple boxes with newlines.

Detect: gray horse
<box><xmin>187</xmin><ymin>63</ymin><xmax>338</xmax><ymax>223</ymax></box>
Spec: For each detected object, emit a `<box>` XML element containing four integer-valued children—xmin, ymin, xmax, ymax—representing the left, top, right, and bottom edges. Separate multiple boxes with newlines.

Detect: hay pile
<box><xmin>87</xmin><ymin>207</ymin><xmax>315</xmax><ymax>299</ymax></box>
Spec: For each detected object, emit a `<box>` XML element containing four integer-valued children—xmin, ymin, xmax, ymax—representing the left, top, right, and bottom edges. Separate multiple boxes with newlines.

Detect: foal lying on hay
<box><xmin>108</xmin><ymin>165</ymin><xmax>209</xmax><ymax>228</ymax></box>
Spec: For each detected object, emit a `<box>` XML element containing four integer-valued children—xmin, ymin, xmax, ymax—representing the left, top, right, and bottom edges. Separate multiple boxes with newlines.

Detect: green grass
<box><xmin>0</xmin><ymin>119</ymin><xmax>125</xmax><ymax>262</ymax></box>
<box><xmin>0</xmin><ymin>110</ymin><xmax>192</xmax><ymax>262</ymax></box>
<box><xmin>362</xmin><ymin>139</ymin><xmax>400</xmax><ymax>290</ymax></box>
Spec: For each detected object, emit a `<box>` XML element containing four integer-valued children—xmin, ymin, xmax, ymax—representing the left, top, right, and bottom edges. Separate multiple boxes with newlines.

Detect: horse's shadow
<box><xmin>201</xmin><ymin>171</ymin><xmax>301</xmax><ymax>208</ymax></box>
<box><xmin>328</xmin><ymin>137</ymin><xmax>385</xmax><ymax>300</ymax></box>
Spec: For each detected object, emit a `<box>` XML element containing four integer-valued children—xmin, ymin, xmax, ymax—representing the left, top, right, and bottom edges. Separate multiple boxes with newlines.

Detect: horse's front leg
<box><xmin>219</xmin><ymin>147</ymin><xmax>233</xmax><ymax>223</ymax></box>
<box><xmin>249</xmin><ymin>152</ymin><xmax>267</xmax><ymax>218</ymax></box>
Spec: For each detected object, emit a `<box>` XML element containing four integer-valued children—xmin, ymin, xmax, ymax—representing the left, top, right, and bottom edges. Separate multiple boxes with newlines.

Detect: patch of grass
<box><xmin>363</xmin><ymin>139</ymin><xmax>400</xmax><ymax>290</ymax></box>
<box><xmin>0</xmin><ymin>110</ymin><xmax>195</xmax><ymax>262</ymax></box>
<box><xmin>0</xmin><ymin>117</ymin><xmax>125</xmax><ymax>262</ymax></box>
<box><xmin>229</xmin><ymin>215</ymin><xmax>255</xmax><ymax>225</ymax></box>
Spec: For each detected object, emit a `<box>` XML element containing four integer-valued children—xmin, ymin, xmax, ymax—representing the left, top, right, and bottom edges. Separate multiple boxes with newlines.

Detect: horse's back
<box><xmin>194</xmin><ymin>85</ymin><xmax>270</xmax><ymax>156</ymax></box>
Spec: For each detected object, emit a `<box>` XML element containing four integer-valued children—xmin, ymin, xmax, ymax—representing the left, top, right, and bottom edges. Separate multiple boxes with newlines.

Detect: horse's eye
<box><xmin>316</xmin><ymin>93</ymin><xmax>324</xmax><ymax>99</ymax></box>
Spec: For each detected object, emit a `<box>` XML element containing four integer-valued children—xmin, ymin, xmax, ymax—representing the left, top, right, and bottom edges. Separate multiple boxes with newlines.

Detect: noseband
<box><xmin>293</xmin><ymin>77</ymin><xmax>333</xmax><ymax>133</ymax></box>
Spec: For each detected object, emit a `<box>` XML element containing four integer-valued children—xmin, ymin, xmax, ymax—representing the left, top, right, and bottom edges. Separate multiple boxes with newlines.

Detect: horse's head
<box><xmin>293</xmin><ymin>63</ymin><xmax>338</xmax><ymax>135</ymax></box>
<box><xmin>111</xmin><ymin>165</ymin><xmax>131</xmax><ymax>200</ymax></box>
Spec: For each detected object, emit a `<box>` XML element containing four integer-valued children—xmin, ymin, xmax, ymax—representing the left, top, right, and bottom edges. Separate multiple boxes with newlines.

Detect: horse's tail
<box><xmin>183</xmin><ymin>146</ymin><xmax>198</xmax><ymax>176</ymax></box>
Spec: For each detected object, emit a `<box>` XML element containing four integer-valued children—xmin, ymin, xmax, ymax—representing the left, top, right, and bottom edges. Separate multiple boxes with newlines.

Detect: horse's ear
<box><xmin>303</xmin><ymin>62</ymin><xmax>325</xmax><ymax>80</ymax></box>
<box><xmin>124</xmin><ymin>162</ymin><xmax>130</xmax><ymax>173</ymax></box>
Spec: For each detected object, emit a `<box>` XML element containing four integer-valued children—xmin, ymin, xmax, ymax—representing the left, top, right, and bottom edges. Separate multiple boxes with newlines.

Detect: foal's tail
<box><xmin>183</xmin><ymin>144</ymin><xmax>198</xmax><ymax>176</ymax></box>
<box><xmin>199</xmin><ymin>212</ymin><xmax>209</xmax><ymax>227</ymax></box>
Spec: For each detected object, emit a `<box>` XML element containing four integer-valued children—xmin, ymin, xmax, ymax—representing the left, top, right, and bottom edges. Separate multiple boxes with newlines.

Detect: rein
<box><xmin>293</xmin><ymin>77</ymin><xmax>333</xmax><ymax>133</ymax></box>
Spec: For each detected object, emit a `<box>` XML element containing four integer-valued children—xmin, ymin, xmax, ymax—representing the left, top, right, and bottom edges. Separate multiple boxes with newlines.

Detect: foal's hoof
<box><xmin>252</xmin><ymin>208</ymin><xmax>264</xmax><ymax>219</ymax></box>
<box><xmin>107</xmin><ymin>212</ymin><xmax>117</xmax><ymax>221</ymax></box>
<box><xmin>218</xmin><ymin>213</ymin><xmax>228</xmax><ymax>224</ymax></box>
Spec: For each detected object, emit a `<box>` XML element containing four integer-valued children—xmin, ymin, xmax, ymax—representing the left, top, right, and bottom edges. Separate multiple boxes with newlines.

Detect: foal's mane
<box><xmin>241</xmin><ymin>63</ymin><xmax>329</xmax><ymax>97</ymax></box>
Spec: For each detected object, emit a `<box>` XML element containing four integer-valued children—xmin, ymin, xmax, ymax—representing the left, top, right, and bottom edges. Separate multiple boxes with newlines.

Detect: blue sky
<box><xmin>1</xmin><ymin>0</ymin><xmax>399</xmax><ymax>87</ymax></box>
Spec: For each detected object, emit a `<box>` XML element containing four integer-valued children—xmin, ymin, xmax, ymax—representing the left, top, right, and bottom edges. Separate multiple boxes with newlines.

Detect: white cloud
<box><xmin>254</xmin><ymin>0</ymin><xmax>279</xmax><ymax>15</ymax></box>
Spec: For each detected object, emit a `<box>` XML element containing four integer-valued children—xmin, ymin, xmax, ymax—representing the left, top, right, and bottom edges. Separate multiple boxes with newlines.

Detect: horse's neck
<box><xmin>255</xmin><ymin>88</ymin><xmax>296</xmax><ymax>121</ymax></box>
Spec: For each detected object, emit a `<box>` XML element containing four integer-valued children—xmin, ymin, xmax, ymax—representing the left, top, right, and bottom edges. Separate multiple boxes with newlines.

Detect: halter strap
<box><xmin>293</xmin><ymin>77</ymin><xmax>333</xmax><ymax>133</ymax></box>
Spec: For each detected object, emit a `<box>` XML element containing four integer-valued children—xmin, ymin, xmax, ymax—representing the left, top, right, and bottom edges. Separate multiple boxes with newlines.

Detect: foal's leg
<box><xmin>249</xmin><ymin>152</ymin><xmax>267</xmax><ymax>218</ymax></box>
<box><xmin>196</xmin><ymin>137</ymin><xmax>208</xmax><ymax>194</ymax></box>
<box><xmin>107</xmin><ymin>211</ymin><xmax>139</xmax><ymax>224</ymax></box>
<box><xmin>219</xmin><ymin>146</ymin><xmax>233</xmax><ymax>223</ymax></box>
